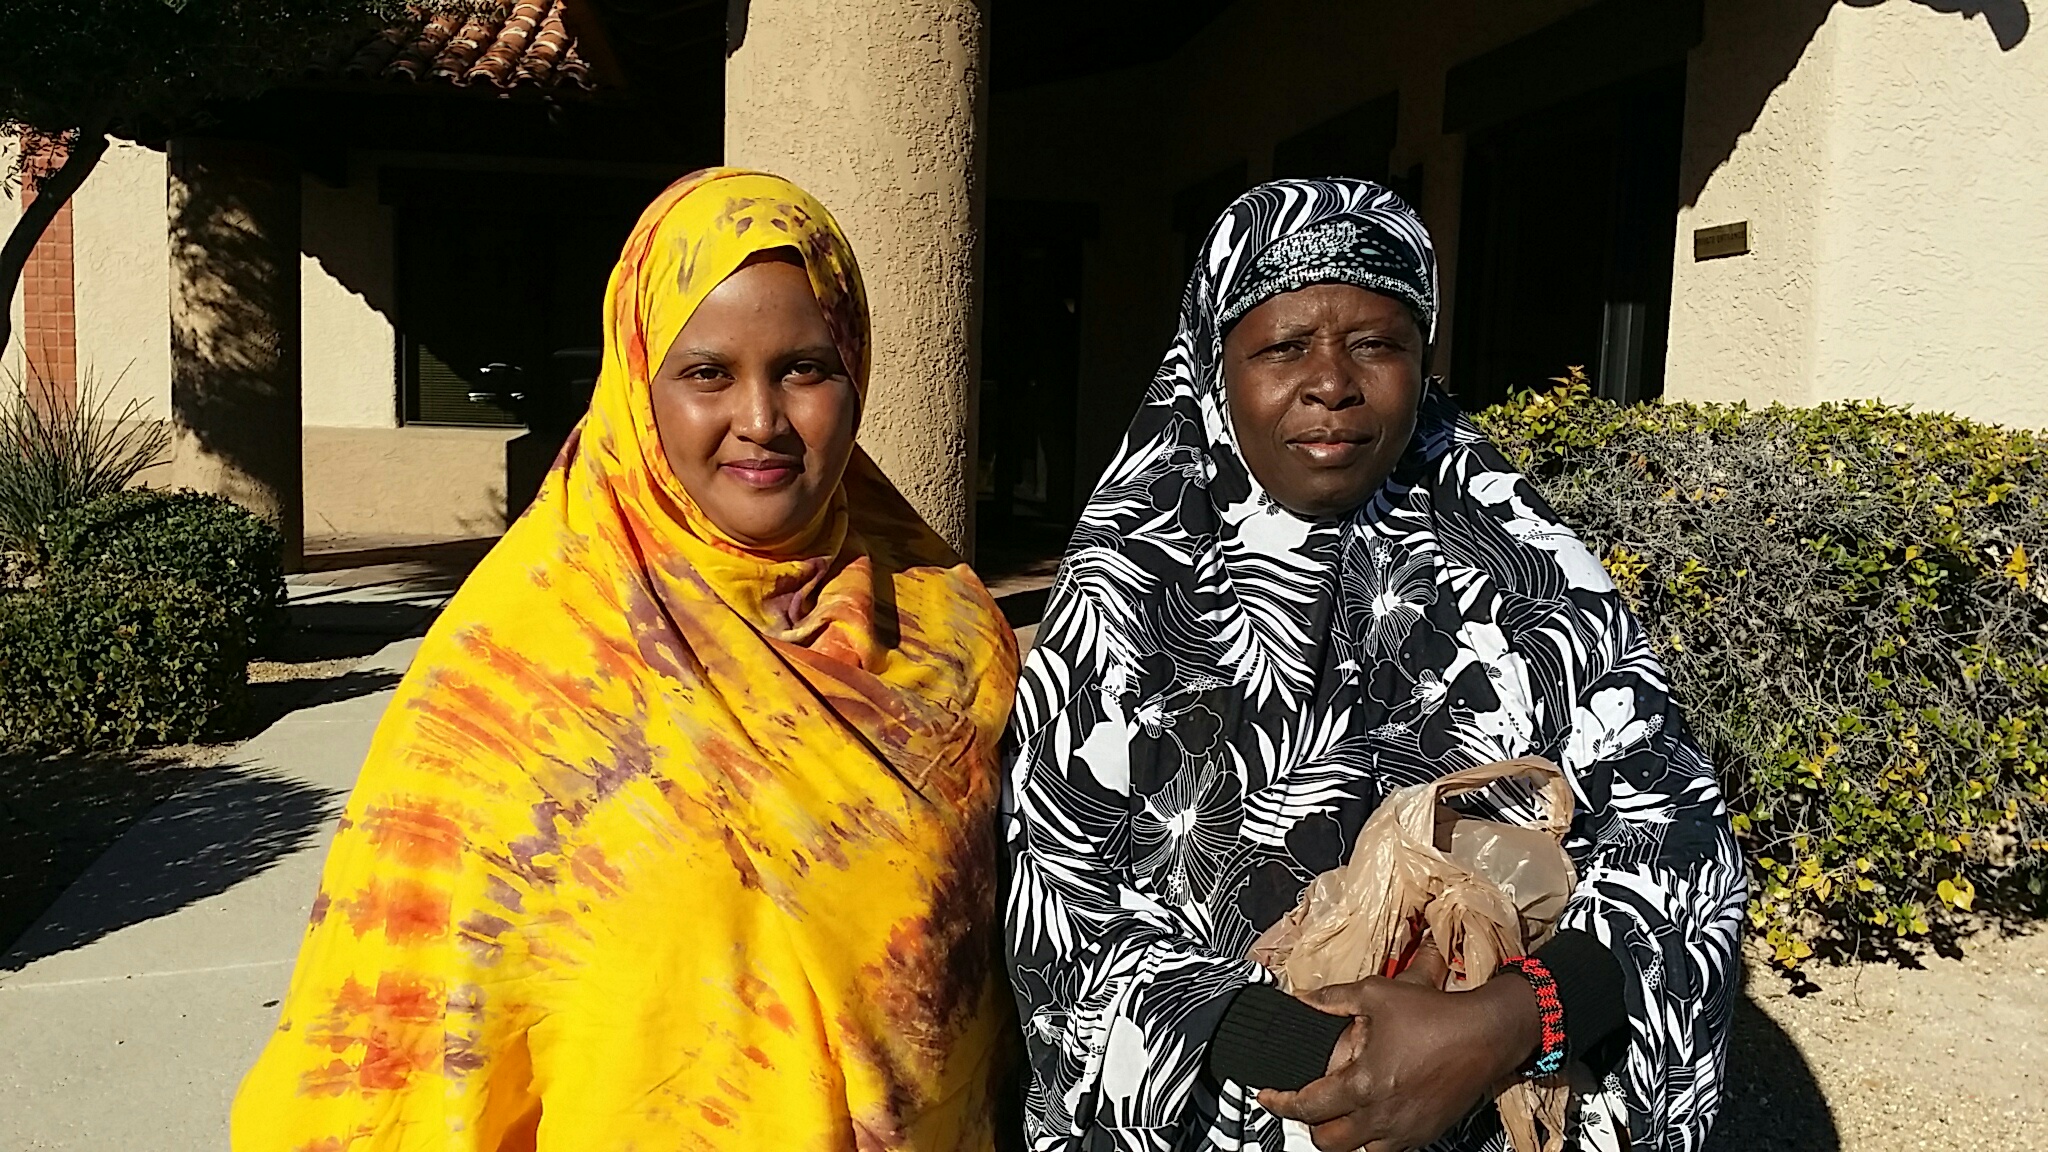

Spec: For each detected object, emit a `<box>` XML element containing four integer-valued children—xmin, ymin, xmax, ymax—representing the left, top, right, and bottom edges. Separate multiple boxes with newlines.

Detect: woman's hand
<box><xmin>1256</xmin><ymin>970</ymin><xmax>1540</xmax><ymax>1152</ymax></box>
<box><xmin>1387</xmin><ymin>937</ymin><xmax>1451</xmax><ymax>990</ymax></box>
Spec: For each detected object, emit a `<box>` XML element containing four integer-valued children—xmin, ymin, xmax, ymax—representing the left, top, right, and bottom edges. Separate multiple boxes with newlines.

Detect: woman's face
<box><xmin>651</xmin><ymin>253</ymin><xmax>859</xmax><ymax>550</ymax></box>
<box><xmin>1221</xmin><ymin>283</ymin><xmax>1425</xmax><ymax>519</ymax></box>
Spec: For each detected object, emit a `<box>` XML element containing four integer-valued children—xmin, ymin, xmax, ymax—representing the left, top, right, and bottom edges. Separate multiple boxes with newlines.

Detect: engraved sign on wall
<box><xmin>1693</xmin><ymin>221</ymin><xmax>1750</xmax><ymax>261</ymax></box>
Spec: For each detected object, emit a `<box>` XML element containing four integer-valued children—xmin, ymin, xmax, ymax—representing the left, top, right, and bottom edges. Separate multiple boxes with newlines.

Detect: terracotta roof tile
<box><xmin>522</xmin><ymin>3</ymin><xmax>590</xmax><ymax>87</ymax></box>
<box><xmin>335</xmin><ymin>0</ymin><xmax>596</xmax><ymax>92</ymax></box>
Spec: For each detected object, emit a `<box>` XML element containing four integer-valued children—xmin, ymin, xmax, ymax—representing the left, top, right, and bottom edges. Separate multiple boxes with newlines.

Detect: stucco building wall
<box><xmin>302</xmin><ymin>425</ymin><xmax>516</xmax><ymax>542</ymax></box>
<box><xmin>1667</xmin><ymin>0</ymin><xmax>2048</xmax><ymax>426</ymax></box>
<box><xmin>1814</xmin><ymin>2</ymin><xmax>2048</xmax><ymax>426</ymax></box>
<box><xmin>71</xmin><ymin>141</ymin><xmax>171</xmax><ymax>419</ymax></box>
<box><xmin>24</xmin><ymin>143</ymin><xmax>519</xmax><ymax>543</ymax></box>
<box><xmin>301</xmin><ymin>163</ymin><xmax>398</xmax><ymax>429</ymax></box>
<box><xmin>1664</xmin><ymin>0</ymin><xmax>1837</xmax><ymax>410</ymax></box>
<box><xmin>39</xmin><ymin>144</ymin><xmax>398</xmax><ymax>431</ymax></box>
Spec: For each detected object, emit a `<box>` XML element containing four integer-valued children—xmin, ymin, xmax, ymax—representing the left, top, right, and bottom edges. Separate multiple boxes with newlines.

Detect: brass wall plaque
<box><xmin>1694</xmin><ymin>221</ymin><xmax>1750</xmax><ymax>261</ymax></box>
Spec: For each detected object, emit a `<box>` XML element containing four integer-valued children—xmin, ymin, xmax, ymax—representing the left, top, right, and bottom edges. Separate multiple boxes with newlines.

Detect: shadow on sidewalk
<box><xmin>2</xmin><ymin>766</ymin><xmax>340</xmax><ymax>971</ymax></box>
<box><xmin>1706</xmin><ymin>989</ymin><xmax>1841</xmax><ymax>1150</ymax></box>
<box><xmin>302</xmin><ymin>536</ymin><xmax>498</xmax><ymax>576</ymax></box>
<box><xmin>2</xmin><ymin>751</ymin><xmax>185</xmax><ymax>952</ymax></box>
<box><xmin>245</xmin><ymin>667</ymin><xmax>405</xmax><ymax>736</ymax></box>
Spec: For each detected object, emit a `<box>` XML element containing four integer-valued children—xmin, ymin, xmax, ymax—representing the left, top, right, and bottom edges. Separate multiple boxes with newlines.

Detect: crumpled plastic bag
<box><xmin>1249</xmin><ymin>756</ymin><xmax>1579</xmax><ymax>1152</ymax></box>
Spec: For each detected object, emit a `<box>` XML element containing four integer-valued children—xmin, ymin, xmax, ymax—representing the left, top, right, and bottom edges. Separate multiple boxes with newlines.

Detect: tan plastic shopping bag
<box><xmin>1249</xmin><ymin>757</ymin><xmax>1579</xmax><ymax>1152</ymax></box>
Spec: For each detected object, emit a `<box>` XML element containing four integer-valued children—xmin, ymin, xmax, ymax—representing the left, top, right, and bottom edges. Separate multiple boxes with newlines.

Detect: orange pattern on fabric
<box><xmin>231</xmin><ymin>170</ymin><xmax>1019</xmax><ymax>1151</ymax></box>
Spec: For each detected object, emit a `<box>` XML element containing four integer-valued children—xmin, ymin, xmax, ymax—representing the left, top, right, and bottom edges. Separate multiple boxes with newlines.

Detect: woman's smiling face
<box><xmin>651</xmin><ymin>250</ymin><xmax>860</xmax><ymax>550</ymax></box>
<box><xmin>1221</xmin><ymin>283</ymin><xmax>1425</xmax><ymax>519</ymax></box>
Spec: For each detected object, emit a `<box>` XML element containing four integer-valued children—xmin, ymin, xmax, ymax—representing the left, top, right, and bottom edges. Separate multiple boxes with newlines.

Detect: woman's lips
<box><xmin>1287</xmin><ymin>436</ymin><xmax>1372</xmax><ymax>467</ymax></box>
<box><xmin>720</xmin><ymin>458</ymin><xmax>801</xmax><ymax>488</ymax></box>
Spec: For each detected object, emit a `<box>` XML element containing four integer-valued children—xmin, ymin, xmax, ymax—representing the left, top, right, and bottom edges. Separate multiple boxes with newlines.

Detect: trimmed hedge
<box><xmin>0</xmin><ymin>574</ymin><xmax>248</xmax><ymax>752</ymax></box>
<box><xmin>42</xmin><ymin>489</ymin><xmax>286</xmax><ymax>650</ymax></box>
<box><xmin>0</xmin><ymin>489</ymin><xmax>280</xmax><ymax>753</ymax></box>
<box><xmin>1479</xmin><ymin>373</ymin><xmax>2048</xmax><ymax>964</ymax></box>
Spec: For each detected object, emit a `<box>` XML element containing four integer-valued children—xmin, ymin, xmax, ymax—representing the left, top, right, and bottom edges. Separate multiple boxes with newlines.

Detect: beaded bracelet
<box><xmin>1498</xmin><ymin>955</ymin><xmax>1567</xmax><ymax>1078</ymax></box>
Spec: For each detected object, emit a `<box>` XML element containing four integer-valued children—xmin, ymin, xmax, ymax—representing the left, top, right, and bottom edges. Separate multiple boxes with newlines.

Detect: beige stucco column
<box><xmin>168</xmin><ymin>138</ymin><xmax>304</xmax><ymax>570</ymax></box>
<box><xmin>726</xmin><ymin>0</ymin><xmax>988</xmax><ymax>555</ymax></box>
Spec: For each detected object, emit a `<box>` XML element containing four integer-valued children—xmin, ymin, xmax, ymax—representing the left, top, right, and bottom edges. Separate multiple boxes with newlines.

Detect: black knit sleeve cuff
<box><xmin>1534</xmin><ymin>928</ymin><xmax>1629</xmax><ymax>1069</ymax></box>
<box><xmin>1205</xmin><ymin>983</ymin><xmax>1351</xmax><ymax>1092</ymax></box>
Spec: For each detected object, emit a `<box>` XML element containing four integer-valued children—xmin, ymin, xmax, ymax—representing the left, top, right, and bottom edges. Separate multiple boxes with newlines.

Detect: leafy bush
<box><xmin>1479</xmin><ymin>372</ymin><xmax>2048</xmax><ymax>964</ymax></box>
<box><xmin>0</xmin><ymin>574</ymin><xmax>247</xmax><ymax>752</ymax></box>
<box><xmin>42</xmin><ymin>489</ymin><xmax>286</xmax><ymax>650</ymax></box>
<box><xmin>0</xmin><ymin>376</ymin><xmax>277</xmax><ymax>753</ymax></box>
<box><xmin>0</xmin><ymin>369</ymin><xmax>170</xmax><ymax>562</ymax></box>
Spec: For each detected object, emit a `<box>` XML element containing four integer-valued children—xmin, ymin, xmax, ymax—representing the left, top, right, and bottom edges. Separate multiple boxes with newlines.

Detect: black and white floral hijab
<box><xmin>1002</xmin><ymin>178</ymin><xmax>1745</xmax><ymax>1152</ymax></box>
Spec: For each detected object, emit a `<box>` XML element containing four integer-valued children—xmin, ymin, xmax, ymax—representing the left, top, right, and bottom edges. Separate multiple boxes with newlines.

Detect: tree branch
<box><xmin>0</xmin><ymin>121</ymin><xmax>110</xmax><ymax>358</ymax></box>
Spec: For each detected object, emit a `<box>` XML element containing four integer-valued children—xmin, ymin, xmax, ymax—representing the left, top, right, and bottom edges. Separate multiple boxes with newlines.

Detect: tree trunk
<box><xmin>0</xmin><ymin>126</ymin><xmax>110</xmax><ymax>357</ymax></box>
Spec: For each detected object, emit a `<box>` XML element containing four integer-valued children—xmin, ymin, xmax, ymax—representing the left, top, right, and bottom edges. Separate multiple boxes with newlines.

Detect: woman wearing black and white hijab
<box><xmin>1002</xmin><ymin>178</ymin><xmax>1743</xmax><ymax>1152</ymax></box>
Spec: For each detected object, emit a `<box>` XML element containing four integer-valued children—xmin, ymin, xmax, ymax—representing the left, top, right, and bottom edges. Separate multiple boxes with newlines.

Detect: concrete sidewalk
<box><xmin>0</xmin><ymin>625</ymin><xmax>424</xmax><ymax>1150</ymax></box>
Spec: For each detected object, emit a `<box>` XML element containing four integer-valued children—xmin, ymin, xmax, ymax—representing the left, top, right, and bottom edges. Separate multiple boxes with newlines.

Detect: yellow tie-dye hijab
<box><xmin>232</xmin><ymin>170</ymin><xmax>1020</xmax><ymax>1152</ymax></box>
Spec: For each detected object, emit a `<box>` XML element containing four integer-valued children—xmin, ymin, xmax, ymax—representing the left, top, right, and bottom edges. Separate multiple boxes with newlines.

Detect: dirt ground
<box><xmin>1712</xmin><ymin>930</ymin><xmax>2048</xmax><ymax>1152</ymax></box>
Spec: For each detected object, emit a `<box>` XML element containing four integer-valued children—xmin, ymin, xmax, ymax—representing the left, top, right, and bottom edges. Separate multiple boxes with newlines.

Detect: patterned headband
<box><xmin>1216</xmin><ymin>216</ymin><xmax>1435</xmax><ymax>336</ymax></box>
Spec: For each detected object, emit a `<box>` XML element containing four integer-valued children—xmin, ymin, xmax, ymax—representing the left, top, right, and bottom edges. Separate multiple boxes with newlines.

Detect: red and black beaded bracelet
<box><xmin>1498</xmin><ymin>955</ymin><xmax>1567</xmax><ymax>1078</ymax></box>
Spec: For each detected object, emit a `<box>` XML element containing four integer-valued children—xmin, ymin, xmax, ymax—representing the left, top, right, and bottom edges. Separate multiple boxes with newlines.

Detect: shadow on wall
<box><xmin>1863</xmin><ymin>0</ymin><xmax>2033</xmax><ymax>48</ymax></box>
<box><xmin>1680</xmin><ymin>0</ymin><xmax>2031</xmax><ymax>208</ymax></box>
<box><xmin>167</xmin><ymin>140</ymin><xmax>304</xmax><ymax>525</ymax></box>
<box><xmin>300</xmin><ymin>182</ymin><xmax>398</xmax><ymax>325</ymax></box>
<box><xmin>1</xmin><ymin>765</ymin><xmax>339</xmax><ymax>970</ymax></box>
<box><xmin>1706</xmin><ymin>989</ymin><xmax>1842</xmax><ymax>1151</ymax></box>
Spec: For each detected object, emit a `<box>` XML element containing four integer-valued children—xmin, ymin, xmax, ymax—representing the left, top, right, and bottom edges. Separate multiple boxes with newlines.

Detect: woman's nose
<box><xmin>1300</xmin><ymin>345</ymin><xmax>1364</xmax><ymax>408</ymax></box>
<box><xmin>731</xmin><ymin>375</ymin><xmax>784</xmax><ymax>442</ymax></box>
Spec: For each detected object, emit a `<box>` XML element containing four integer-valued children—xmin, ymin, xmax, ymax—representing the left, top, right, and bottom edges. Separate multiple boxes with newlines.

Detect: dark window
<box><xmin>387</xmin><ymin>169</ymin><xmax>662</xmax><ymax>430</ymax></box>
<box><xmin>979</xmin><ymin>200</ymin><xmax>1095</xmax><ymax>535</ymax></box>
<box><xmin>405</xmin><ymin>340</ymin><xmax>519</xmax><ymax>427</ymax></box>
<box><xmin>1449</xmin><ymin>65</ymin><xmax>1687</xmax><ymax>410</ymax></box>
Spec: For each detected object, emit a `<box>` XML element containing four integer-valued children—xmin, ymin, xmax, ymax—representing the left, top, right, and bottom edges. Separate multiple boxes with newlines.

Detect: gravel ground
<box><xmin>1712</xmin><ymin>930</ymin><xmax>2048</xmax><ymax>1151</ymax></box>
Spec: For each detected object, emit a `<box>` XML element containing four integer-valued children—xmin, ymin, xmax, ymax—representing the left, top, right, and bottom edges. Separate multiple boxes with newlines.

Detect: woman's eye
<box><xmin>684</xmin><ymin>365</ymin><xmax>730</xmax><ymax>386</ymax></box>
<box><xmin>785</xmin><ymin>361</ymin><xmax>831</xmax><ymax>384</ymax></box>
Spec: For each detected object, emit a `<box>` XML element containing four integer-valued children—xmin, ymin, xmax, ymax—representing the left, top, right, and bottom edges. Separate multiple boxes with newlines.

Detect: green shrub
<box><xmin>43</xmin><ymin>489</ymin><xmax>286</xmax><ymax>650</ymax></box>
<box><xmin>0</xmin><ymin>574</ymin><xmax>248</xmax><ymax>752</ymax></box>
<box><xmin>1479</xmin><ymin>372</ymin><xmax>2048</xmax><ymax>965</ymax></box>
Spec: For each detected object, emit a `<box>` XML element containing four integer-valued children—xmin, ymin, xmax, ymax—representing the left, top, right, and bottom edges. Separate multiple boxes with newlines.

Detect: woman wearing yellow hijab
<box><xmin>232</xmin><ymin>170</ymin><xmax>1020</xmax><ymax>1151</ymax></box>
